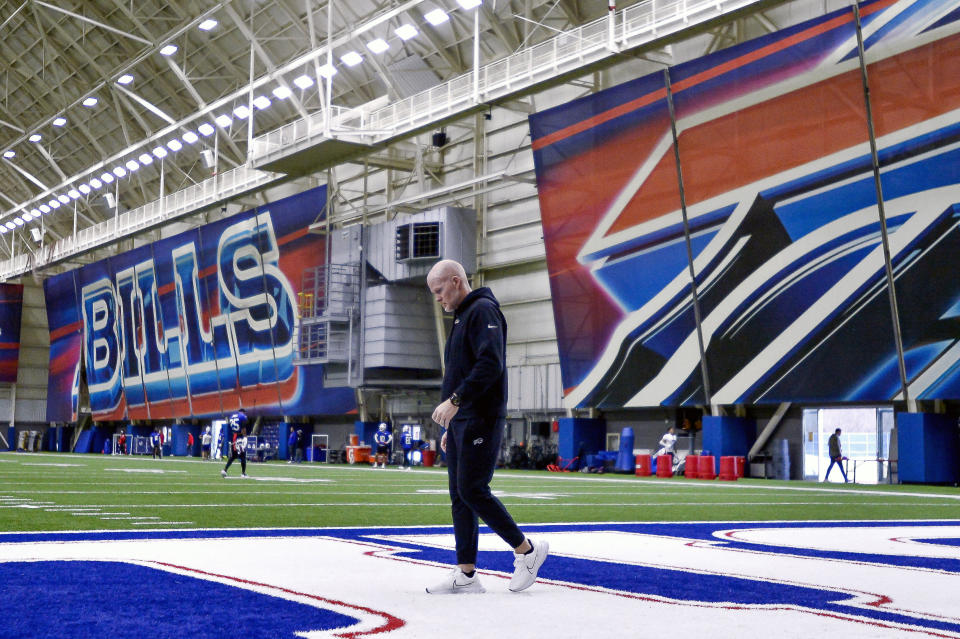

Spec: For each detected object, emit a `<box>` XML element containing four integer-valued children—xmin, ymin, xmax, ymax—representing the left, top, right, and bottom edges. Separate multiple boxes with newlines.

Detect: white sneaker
<box><xmin>241</xmin><ymin>474</ymin><xmax>248</xmax><ymax>478</ymax></box>
<box><xmin>220</xmin><ymin>469</ymin><xmax>227</xmax><ymax>478</ymax></box>
<box><xmin>509</xmin><ymin>539</ymin><xmax>549</xmax><ymax>592</ymax></box>
<box><xmin>425</xmin><ymin>568</ymin><xmax>485</xmax><ymax>594</ymax></box>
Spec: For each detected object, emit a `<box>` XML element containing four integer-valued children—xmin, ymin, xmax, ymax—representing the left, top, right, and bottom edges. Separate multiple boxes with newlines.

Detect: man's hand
<box><xmin>440</xmin><ymin>430</ymin><xmax>447</xmax><ymax>453</ymax></box>
<box><xmin>432</xmin><ymin>398</ymin><xmax>459</xmax><ymax>429</ymax></box>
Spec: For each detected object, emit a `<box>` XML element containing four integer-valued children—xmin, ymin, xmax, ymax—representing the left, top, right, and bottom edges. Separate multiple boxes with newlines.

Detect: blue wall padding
<box><xmin>558</xmin><ymin>417</ymin><xmax>606</xmax><ymax>462</ymax></box>
<box><xmin>701</xmin><ymin>416</ymin><xmax>757</xmax><ymax>476</ymax></box>
<box><xmin>355</xmin><ymin>421</ymin><xmax>379</xmax><ymax>447</ymax></box>
<box><xmin>897</xmin><ymin>412</ymin><xmax>960</xmax><ymax>484</ymax></box>
<box><xmin>171</xmin><ymin>423</ymin><xmax>201</xmax><ymax>456</ymax></box>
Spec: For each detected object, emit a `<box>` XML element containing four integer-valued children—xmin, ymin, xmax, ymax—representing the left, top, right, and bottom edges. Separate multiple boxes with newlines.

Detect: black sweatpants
<box><xmin>446</xmin><ymin>416</ymin><xmax>524</xmax><ymax>565</ymax></box>
<box><xmin>224</xmin><ymin>449</ymin><xmax>246</xmax><ymax>474</ymax></box>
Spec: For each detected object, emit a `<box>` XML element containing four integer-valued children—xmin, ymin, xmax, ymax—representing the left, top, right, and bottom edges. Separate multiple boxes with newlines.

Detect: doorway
<box><xmin>802</xmin><ymin>407</ymin><xmax>893</xmax><ymax>484</ymax></box>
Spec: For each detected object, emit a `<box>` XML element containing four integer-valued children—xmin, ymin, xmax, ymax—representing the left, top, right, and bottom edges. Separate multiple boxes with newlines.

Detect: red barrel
<box><xmin>635</xmin><ymin>454</ymin><xmax>652</xmax><ymax>476</ymax></box>
<box><xmin>422</xmin><ymin>449</ymin><xmax>436</xmax><ymax>467</ymax></box>
<box><xmin>735</xmin><ymin>456</ymin><xmax>746</xmax><ymax>478</ymax></box>
<box><xmin>655</xmin><ymin>454</ymin><xmax>673</xmax><ymax>477</ymax></box>
<box><xmin>718</xmin><ymin>455</ymin><xmax>737</xmax><ymax>481</ymax></box>
<box><xmin>699</xmin><ymin>455</ymin><xmax>716</xmax><ymax>480</ymax></box>
<box><xmin>685</xmin><ymin>455</ymin><xmax>699</xmax><ymax>479</ymax></box>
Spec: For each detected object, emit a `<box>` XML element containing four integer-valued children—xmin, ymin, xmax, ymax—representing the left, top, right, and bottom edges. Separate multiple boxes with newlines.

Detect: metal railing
<box><xmin>252</xmin><ymin>0</ymin><xmax>761</xmax><ymax>165</ymax></box>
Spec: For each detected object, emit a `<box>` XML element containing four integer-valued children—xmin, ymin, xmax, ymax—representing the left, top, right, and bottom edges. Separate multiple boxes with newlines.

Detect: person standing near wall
<box><xmin>187</xmin><ymin>431</ymin><xmax>194</xmax><ymax>457</ymax></box>
<box><xmin>374</xmin><ymin>422</ymin><xmax>392</xmax><ymax>469</ymax></box>
<box><xmin>201</xmin><ymin>426</ymin><xmax>212</xmax><ymax>461</ymax></box>
<box><xmin>425</xmin><ymin>259</ymin><xmax>549</xmax><ymax>594</ymax></box>
<box><xmin>824</xmin><ymin>428</ymin><xmax>849</xmax><ymax>483</ymax></box>
<box><xmin>150</xmin><ymin>429</ymin><xmax>162</xmax><ymax>459</ymax></box>
<box><xmin>654</xmin><ymin>426</ymin><xmax>677</xmax><ymax>459</ymax></box>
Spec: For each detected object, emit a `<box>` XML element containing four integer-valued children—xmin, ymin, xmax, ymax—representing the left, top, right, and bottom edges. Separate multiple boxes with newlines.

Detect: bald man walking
<box><xmin>425</xmin><ymin>259</ymin><xmax>549</xmax><ymax>594</ymax></box>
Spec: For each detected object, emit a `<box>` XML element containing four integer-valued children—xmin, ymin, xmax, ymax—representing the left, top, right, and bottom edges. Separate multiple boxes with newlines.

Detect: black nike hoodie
<box><xmin>441</xmin><ymin>287</ymin><xmax>507</xmax><ymax>419</ymax></box>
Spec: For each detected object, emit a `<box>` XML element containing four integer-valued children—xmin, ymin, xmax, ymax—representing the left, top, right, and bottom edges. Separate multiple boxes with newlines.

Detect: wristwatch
<box><xmin>449</xmin><ymin>392</ymin><xmax>461</xmax><ymax>407</ymax></box>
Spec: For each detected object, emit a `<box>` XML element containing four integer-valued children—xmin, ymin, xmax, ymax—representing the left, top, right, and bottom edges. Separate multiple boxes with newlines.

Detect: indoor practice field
<box><xmin>2</xmin><ymin>451</ymin><xmax>959</xmax><ymax>639</ymax></box>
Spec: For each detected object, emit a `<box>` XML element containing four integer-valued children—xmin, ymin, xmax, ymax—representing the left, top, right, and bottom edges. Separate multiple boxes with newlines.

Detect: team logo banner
<box><xmin>0</xmin><ymin>283</ymin><xmax>23</xmax><ymax>384</ymax></box>
<box><xmin>44</xmin><ymin>186</ymin><xmax>355</xmax><ymax>422</ymax></box>
<box><xmin>530</xmin><ymin>0</ymin><xmax>960</xmax><ymax>407</ymax></box>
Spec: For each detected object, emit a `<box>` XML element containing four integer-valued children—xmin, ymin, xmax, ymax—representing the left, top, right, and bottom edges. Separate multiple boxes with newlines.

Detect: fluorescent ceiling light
<box><xmin>394</xmin><ymin>24</ymin><xmax>418</xmax><ymax>40</ymax></box>
<box><xmin>214</xmin><ymin>114</ymin><xmax>232</xmax><ymax>128</ymax></box>
<box><xmin>167</xmin><ymin>139</ymin><xmax>183</xmax><ymax>151</ymax></box>
<box><xmin>272</xmin><ymin>85</ymin><xmax>292</xmax><ymax>99</ymax></box>
<box><xmin>138</xmin><ymin>153</ymin><xmax>153</xmax><ymax>165</ymax></box>
<box><xmin>160</xmin><ymin>44</ymin><xmax>178</xmax><ymax>56</ymax></box>
<box><xmin>424</xmin><ymin>8</ymin><xmax>449</xmax><ymax>25</ymax></box>
<box><xmin>113</xmin><ymin>166</ymin><xmax>127</xmax><ymax>178</ymax></box>
<box><xmin>125</xmin><ymin>160</ymin><xmax>140</xmax><ymax>171</ymax></box>
<box><xmin>198</xmin><ymin>18</ymin><xmax>218</xmax><ymax>31</ymax></box>
<box><xmin>2</xmin><ymin>151</ymin><xmax>13</xmax><ymax>159</ymax></box>
<box><xmin>252</xmin><ymin>95</ymin><xmax>271</xmax><ymax>110</ymax></box>
<box><xmin>341</xmin><ymin>51</ymin><xmax>363</xmax><ymax>67</ymax></box>
<box><xmin>57</xmin><ymin>194</ymin><xmax>70</xmax><ymax>204</ymax></box>
<box><xmin>197</xmin><ymin>123</ymin><xmax>215</xmax><ymax>136</ymax></box>
<box><xmin>78</xmin><ymin>184</ymin><xmax>91</xmax><ymax>194</ymax></box>
<box><xmin>21</xmin><ymin>211</ymin><xmax>33</xmax><ymax>221</ymax></box>
<box><xmin>4</xmin><ymin>222</ymin><xmax>14</xmax><ymax>230</ymax></box>
<box><xmin>39</xmin><ymin>204</ymin><xmax>50</xmax><ymax>214</ymax></box>
<box><xmin>117</xmin><ymin>74</ymin><xmax>134</xmax><ymax>85</ymax></box>
<box><xmin>293</xmin><ymin>74</ymin><xmax>314</xmax><ymax>89</ymax></box>
<box><xmin>68</xmin><ymin>189</ymin><xmax>80</xmax><ymax>199</ymax></box>
<box><xmin>366</xmin><ymin>38</ymin><xmax>389</xmax><ymax>54</ymax></box>
<box><xmin>82</xmin><ymin>97</ymin><xmax>98</xmax><ymax>107</ymax></box>
<box><xmin>233</xmin><ymin>105</ymin><xmax>250</xmax><ymax>119</ymax></box>
<box><xmin>52</xmin><ymin>117</ymin><xmax>67</xmax><ymax>126</ymax></box>
<box><xmin>182</xmin><ymin>131</ymin><xmax>199</xmax><ymax>144</ymax></box>
<box><xmin>457</xmin><ymin>0</ymin><xmax>482</xmax><ymax>8</ymax></box>
<box><xmin>317</xmin><ymin>63</ymin><xmax>337</xmax><ymax>79</ymax></box>
<box><xmin>30</xmin><ymin>208</ymin><xmax>40</xmax><ymax>218</ymax></box>
<box><xmin>101</xmin><ymin>172</ymin><xmax>115</xmax><ymax>183</ymax></box>
<box><xmin>49</xmin><ymin>199</ymin><xmax>61</xmax><ymax>208</ymax></box>
<box><xmin>13</xmin><ymin>217</ymin><xmax>23</xmax><ymax>226</ymax></box>
<box><xmin>89</xmin><ymin>178</ymin><xmax>102</xmax><ymax>189</ymax></box>
<box><xmin>28</xmin><ymin>134</ymin><xmax>41</xmax><ymax>142</ymax></box>
<box><xmin>0</xmin><ymin>227</ymin><xmax>6</xmax><ymax>234</ymax></box>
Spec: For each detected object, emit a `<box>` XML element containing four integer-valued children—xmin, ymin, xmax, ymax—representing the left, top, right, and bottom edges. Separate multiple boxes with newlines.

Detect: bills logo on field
<box><xmin>2</xmin><ymin>521</ymin><xmax>958</xmax><ymax>638</ymax></box>
<box><xmin>44</xmin><ymin>186</ymin><xmax>357</xmax><ymax>421</ymax></box>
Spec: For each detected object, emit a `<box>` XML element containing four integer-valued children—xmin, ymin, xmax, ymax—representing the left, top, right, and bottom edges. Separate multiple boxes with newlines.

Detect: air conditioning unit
<box><xmin>395</xmin><ymin>221</ymin><xmax>441</xmax><ymax>262</ymax></box>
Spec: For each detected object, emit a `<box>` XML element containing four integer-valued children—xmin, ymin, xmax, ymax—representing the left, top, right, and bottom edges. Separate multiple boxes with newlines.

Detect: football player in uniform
<box><xmin>221</xmin><ymin>425</ymin><xmax>249</xmax><ymax>478</ymax></box>
<box><xmin>399</xmin><ymin>424</ymin><xmax>414</xmax><ymax>470</ymax></box>
<box><xmin>373</xmin><ymin>422</ymin><xmax>392</xmax><ymax>468</ymax></box>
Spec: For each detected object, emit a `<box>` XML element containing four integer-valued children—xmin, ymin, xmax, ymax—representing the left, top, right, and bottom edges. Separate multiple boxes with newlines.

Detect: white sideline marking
<box><xmin>105</xmin><ymin>468</ymin><xmax>187</xmax><ymax>474</ymax></box>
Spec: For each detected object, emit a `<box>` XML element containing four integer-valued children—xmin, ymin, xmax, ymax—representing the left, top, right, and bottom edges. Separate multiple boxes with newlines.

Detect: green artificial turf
<box><xmin>0</xmin><ymin>451</ymin><xmax>957</xmax><ymax>532</ymax></box>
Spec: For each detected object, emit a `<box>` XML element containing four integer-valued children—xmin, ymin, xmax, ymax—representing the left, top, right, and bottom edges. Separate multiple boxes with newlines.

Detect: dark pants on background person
<box><xmin>825</xmin><ymin>455</ymin><xmax>848</xmax><ymax>482</ymax></box>
<box><xmin>446</xmin><ymin>415</ymin><xmax>525</xmax><ymax>565</ymax></box>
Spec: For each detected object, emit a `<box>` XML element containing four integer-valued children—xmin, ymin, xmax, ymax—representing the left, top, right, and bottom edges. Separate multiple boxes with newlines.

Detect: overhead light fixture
<box><xmin>214</xmin><ymin>114</ymin><xmax>232</xmax><ymax>128</ymax></box>
<box><xmin>317</xmin><ymin>63</ymin><xmax>337</xmax><ymax>79</ymax></box>
<box><xmin>13</xmin><ymin>217</ymin><xmax>23</xmax><ymax>226</ymax></box>
<box><xmin>252</xmin><ymin>95</ymin><xmax>271</xmax><ymax>110</ymax></box>
<box><xmin>68</xmin><ymin>189</ymin><xmax>80</xmax><ymax>199</ymax></box>
<box><xmin>160</xmin><ymin>44</ymin><xmax>178</xmax><ymax>56</ymax></box>
<box><xmin>138</xmin><ymin>153</ymin><xmax>153</xmax><ymax>165</ymax></box>
<box><xmin>3</xmin><ymin>222</ymin><xmax>14</xmax><ymax>230</ymax></box>
<box><xmin>424</xmin><ymin>8</ymin><xmax>449</xmax><ymax>25</ymax></box>
<box><xmin>30</xmin><ymin>227</ymin><xmax>42</xmax><ymax>243</ymax></box>
<box><xmin>78</xmin><ymin>184</ymin><xmax>91</xmax><ymax>194</ymax></box>
<box><xmin>117</xmin><ymin>74</ymin><xmax>134</xmax><ymax>85</ymax></box>
<box><xmin>52</xmin><ymin>117</ymin><xmax>67</xmax><ymax>126</ymax></box>
<box><xmin>272</xmin><ymin>85</ymin><xmax>292</xmax><ymax>99</ymax></box>
<box><xmin>82</xmin><ymin>96</ymin><xmax>98</xmax><ymax>107</ymax></box>
<box><xmin>39</xmin><ymin>204</ymin><xmax>50</xmax><ymax>214</ymax></box>
<box><xmin>113</xmin><ymin>166</ymin><xmax>127</xmax><ymax>178</ymax></box>
<box><xmin>21</xmin><ymin>211</ymin><xmax>33</xmax><ymax>221</ymax></box>
<box><xmin>198</xmin><ymin>18</ymin><xmax>218</xmax><ymax>31</ymax></box>
<box><xmin>57</xmin><ymin>194</ymin><xmax>70</xmax><ymax>204</ymax></box>
<box><xmin>457</xmin><ymin>0</ymin><xmax>482</xmax><ymax>8</ymax></box>
<box><xmin>182</xmin><ymin>131</ymin><xmax>199</xmax><ymax>144</ymax></box>
<box><xmin>341</xmin><ymin>51</ymin><xmax>363</xmax><ymax>67</ymax></box>
<box><xmin>152</xmin><ymin>146</ymin><xmax>168</xmax><ymax>159</ymax></box>
<box><xmin>366</xmin><ymin>38</ymin><xmax>389</xmax><ymax>54</ymax></box>
<box><xmin>104</xmin><ymin>193</ymin><xmax>116</xmax><ymax>209</ymax></box>
<box><xmin>394</xmin><ymin>24</ymin><xmax>418</xmax><ymax>40</ymax></box>
<box><xmin>89</xmin><ymin>178</ymin><xmax>103</xmax><ymax>189</ymax></box>
<box><xmin>30</xmin><ymin>208</ymin><xmax>40</xmax><ymax>218</ymax></box>
<box><xmin>233</xmin><ymin>105</ymin><xmax>250</xmax><ymax>119</ymax></box>
<box><xmin>29</xmin><ymin>134</ymin><xmax>41</xmax><ymax>142</ymax></box>
<box><xmin>125</xmin><ymin>160</ymin><xmax>140</xmax><ymax>172</ymax></box>
<box><xmin>0</xmin><ymin>227</ymin><xmax>6</xmax><ymax>234</ymax></box>
<box><xmin>166</xmin><ymin>139</ymin><xmax>183</xmax><ymax>151</ymax></box>
<box><xmin>197</xmin><ymin>123</ymin><xmax>215</xmax><ymax>136</ymax></box>
<box><xmin>101</xmin><ymin>172</ymin><xmax>115</xmax><ymax>184</ymax></box>
<box><xmin>293</xmin><ymin>74</ymin><xmax>314</xmax><ymax>90</ymax></box>
<box><xmin>2</xmin><ymin>150</ymin><xmax>13</xmax><ymax>159</ymax></box>
<box><xmin>49</xmin><ymin>199</ymin><xmax>61</xmax><ymax>208</ymax></box>
<box><xmin>201</xmin><ymin>149</ymin><xmax>216</xmax><ymax>168</ymax></box>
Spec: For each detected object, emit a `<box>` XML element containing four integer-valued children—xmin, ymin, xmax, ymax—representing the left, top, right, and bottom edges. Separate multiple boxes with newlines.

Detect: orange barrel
<box><xmin>699</xmin><ymin>455</ymin><xmax>716</xmax><ymax>480</ymax></box>
<box><xmin>685</xmin><ymin>455</ymin><xmax>699</xmax><ymax>479</ymax></box>
<box><xmin>735</xmin><ymin>456</ymin><xmax>746</xmax><ymax>477</ymax></box>
<box><xmin>423</xmin><ymin>449</ymin><xmax>436</xmax><ymax>467</ymax></box>
<box><xmin>718</xmin><ymin>456</ymin><xmax>738</xmax><ymax>481</ymax></box>
<box><xmin>655</xmin><ymin>454</ymin><xmax>673</xmax><ymax>477</ymax></box>
<box><xmin>349</xmin><ymin>433</ymin><xmax>359</xmax><ymax>446</ymax></box>
<box><xmin>635</xmin><ymin>454</ymin><xmax>652</xmax><ymax>476</ymax></box>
